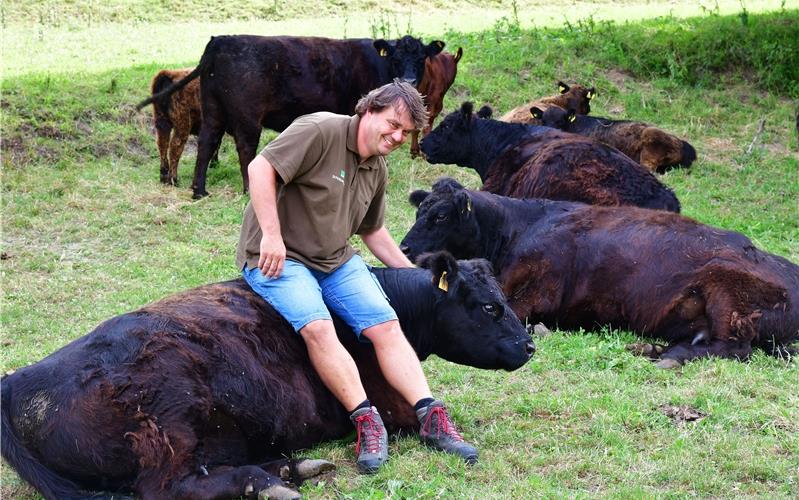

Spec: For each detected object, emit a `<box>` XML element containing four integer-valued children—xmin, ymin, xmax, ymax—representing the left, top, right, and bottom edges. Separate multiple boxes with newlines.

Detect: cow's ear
<box><xmin>409</xmin><ymin>189</ymin><xmax>430</xmax><ymax>207</ymax></box>
<box><xmin>426</xmin><ymin>40</ymin><xmax>446</xmax><ymax>57</ymax></box>
<box><xmin>586</xmin><ymin>87</ymin><xmax>596</xmax><ymax>100</ymax></box>
<box><xmin>567</xmin><ymin>109</ymin><xmax>576</xmax><ymax>122</ymax></box>
<box><xmin>373</xmin><ymin>40</ymin><xmax>393</xmax><ymax>58</ymax></box>
<box><xmin>476</xmin><ymin>105</ymin><xmax>493</xmax><ymax>119</ymax></box>
<box><xmin>530</xmin><ymin>106</ymin><xmax>544</xmax><ymax>120</ymax></box>
<box><xmin>417</xmin><ymin>251</ymin><xmax>459</xmax><ymax>291</ymax></box>
<box><xmin>455</xmin><ymin>191</ymin><xmax>473</xmax><ymax>218</ymax></box>
<box><xmin>459</xmin><ymin>101</ymin><xmax>474</xmax><ymax>117</ymax></box>
<box><xmin>454</xmin><ymin>47</ymin><xmax>464</xmax><ymax>63</ymax></box>
<box><xmin>558</xmin><ymin>81</ymin><xmax>569</xmax><ymax>94</ymax></box>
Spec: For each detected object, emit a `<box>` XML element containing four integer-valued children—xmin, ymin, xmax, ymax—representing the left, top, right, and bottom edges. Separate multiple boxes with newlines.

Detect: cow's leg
<box><xmin>192</xmin><ymin>119</ymin><xmax>226</xmax><ymax>199</ymax></box>
<box><xmin>155</xmin><ymin>117</ymin><xmax>173</xmax><ymax>184</ymax></box>
<box><xmin>410</xmin><ymin>130</ymin><xmax>421</xmax><ymax>157</ymax></box>
<box><xmin>259</xmin><ymin>457</ymin><xmax>336</xmax><ymax>486</ymax></box>
<box><xmin>232</xmin><ymin>124</ymin><xmax>262</xmax><ymax>194</ymax></box>
<box><xmin>169</xmin><ymin>465</ymin><xmax>300</xmax><ymax>500</ymax></box>
<box><xmin>167</xmin><ymin>127</ymin><xmax>190</xmax><ymax>187</ymax></box>
<box><xmin>657</xmin><ymin>338</ymin><xmax>753</xmax><ymax>367</ymax></box>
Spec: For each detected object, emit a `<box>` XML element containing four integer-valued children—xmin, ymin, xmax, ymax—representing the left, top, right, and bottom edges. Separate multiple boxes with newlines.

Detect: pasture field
<box><xmin>2</xmin><ymin>1</ymin><xmax>798</xmax><ymax>498</ymax></box>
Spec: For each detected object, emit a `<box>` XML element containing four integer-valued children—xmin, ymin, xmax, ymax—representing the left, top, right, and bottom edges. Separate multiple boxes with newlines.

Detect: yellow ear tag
<box><xmin>559</xmin><ymin>84</ymin><xmax>568</xmax><ymax>94</ymax></box>
<box><xmin>467</xmin><ymin>198</ymin><xmax>472</xmax><ymax>212</ymax></box>
<box><xmin>379</xmin><ymin>48</ymin><xmax>387</xmax><ymax>57</ymax></box>
<box><xmin>438</xmin><ymin>271</ymin><xmax>449</xmax><ymax>292</ymax></box>
<box><xmin>530</xmin><ymin>109</ymin><xmax>541</xmax><ymax>119</ymax></box>
<box><xmin>587</xmin><ymin>90</ymin><xmax>595</xmax><ymax>100</ymax></box>
<box><xmin>569</xmin><ymin>114</ymin><xmax>576</xmax><ymax>122</ymax></box>
<box><xmin>435</xmin><ymin>41</ymin><xmax>444</xmax><ymax>49</ymax></box>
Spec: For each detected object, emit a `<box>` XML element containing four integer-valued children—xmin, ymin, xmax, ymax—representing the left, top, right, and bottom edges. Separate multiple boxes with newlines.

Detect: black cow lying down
<box><xmin>136</xmin><ymin>34</ymin><xmax>444</xmax><ymax>198</ymax></box>
<box><xmin>420</xmin><ymin>103</ymin><xmax>680</xmax><ymax>212</ymax></box>
<box><xmin>401</xmin><ymin>178</ymin><xmax>799</xmax><ymax>365</ymax></box>
<box><xmin>1</xmin><ymin>253</ymin><xmax>534</xmax><ymax>500</ymax></box>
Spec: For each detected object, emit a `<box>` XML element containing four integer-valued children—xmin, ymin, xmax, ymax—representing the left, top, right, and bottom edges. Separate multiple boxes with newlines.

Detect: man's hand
<box><xmin>258</xmin><ymin>234</ymin><xmax>286</xmax><ymax>278</ymax></box>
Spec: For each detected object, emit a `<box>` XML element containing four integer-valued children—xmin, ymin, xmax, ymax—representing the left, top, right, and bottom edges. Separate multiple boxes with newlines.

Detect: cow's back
<box><xmin>200</xmin><ymin>35</ymin><xmax>389</xmax><ymax>132</ymax></box>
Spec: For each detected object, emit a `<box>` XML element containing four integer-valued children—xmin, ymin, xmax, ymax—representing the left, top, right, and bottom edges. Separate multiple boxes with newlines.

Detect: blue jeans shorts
<box><xmin>243</xmin><ymin>254</ymin><xmax>398</xmax><ymax>339</ymax></box>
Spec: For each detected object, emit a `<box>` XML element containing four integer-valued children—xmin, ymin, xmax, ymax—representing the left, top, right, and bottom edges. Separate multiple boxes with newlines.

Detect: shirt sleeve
<box><xmin>260</xmin><ymin>117</ymin><xmax>324</xmax><ymax>184</ymax></box>
<box><xmin>355</xmin><ymin>171</ymin><xmax>387</xmax><ymax>235</ymax></box>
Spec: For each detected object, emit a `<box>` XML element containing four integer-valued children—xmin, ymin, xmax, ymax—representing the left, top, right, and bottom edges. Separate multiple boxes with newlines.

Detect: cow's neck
<box><xmin>472</xmin><ymin>191</ymin><xmax>546</xmax><ymax>269</ymax></box>
<box><xmin>468</xmin><ymin>120</ymin><xmax>539</xmax><ymax>181</ymax></box>
<box><xmin>370</xmin><ymin>268</ymin><xmax>438</xmax><ymax>359</ymax></box>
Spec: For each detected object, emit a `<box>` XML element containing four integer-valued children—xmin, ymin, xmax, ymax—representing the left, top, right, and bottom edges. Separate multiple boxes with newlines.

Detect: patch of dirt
<box><xmin>604</xmin><ymin>68</ymin><xmax>636</xmax><ymax>91</ymax></box>
<box><xmin>659</xmin><ymin>404</ymin><xmax>707</xmax><ymax>424</ymax></box>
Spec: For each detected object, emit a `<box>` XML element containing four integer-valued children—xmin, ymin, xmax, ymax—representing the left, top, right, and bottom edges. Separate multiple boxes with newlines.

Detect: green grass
<box><xmin>2</xmin><ymin>1</ymin><xmax>799</xmax><ymax>498</ymax></box>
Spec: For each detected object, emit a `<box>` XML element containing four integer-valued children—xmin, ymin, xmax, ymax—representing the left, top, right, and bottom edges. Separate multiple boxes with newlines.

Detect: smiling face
<box><xmin>357</xmin><ymin>103</ymin><xmax>416</xmax><ymax>160</ymax></box>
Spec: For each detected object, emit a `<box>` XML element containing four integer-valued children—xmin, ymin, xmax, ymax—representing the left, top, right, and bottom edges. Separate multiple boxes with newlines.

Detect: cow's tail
<box><xmin>150</xmin><ymin>71</ymin><xmax>179</xmax><ymax>117</ymax></box>
<box><xmin>1</xmin><ymin>379</ymin><xmax>86</xmax><ymax>500</ymax></box>
<box><xmin>679</xmin><ymin>140</ymin><xmax>697</xmax><ymax>167</ymax></box>
<box><xmin>135</xmin><ymin>36</ymin><xmax>220</xmax><ymax>111</ymax></box>
<box><xmin>136</xmin><ymin>64</ymin><xmax>202</xmax><ymax>111</ymax></box>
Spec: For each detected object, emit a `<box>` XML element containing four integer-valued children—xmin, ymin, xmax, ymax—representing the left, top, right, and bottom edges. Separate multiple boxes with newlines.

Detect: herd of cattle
<box><xmin>3</xmin><ymin>33</ymin><xmax>798</xmax><ymax>499</ymax></box>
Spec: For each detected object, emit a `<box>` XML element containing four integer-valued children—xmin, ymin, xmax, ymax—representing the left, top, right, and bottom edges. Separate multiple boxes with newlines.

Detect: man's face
<box><xmin>359</xmin><ymin>104</ymin><xmax>416</xmax><ymax>159</ymax></box>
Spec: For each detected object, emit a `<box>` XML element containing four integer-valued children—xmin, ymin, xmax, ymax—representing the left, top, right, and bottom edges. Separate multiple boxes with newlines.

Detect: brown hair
<box><xmin>355</xmin><ymin>79</ymin><xmax>428</xmax><ymax>130</ymax></box>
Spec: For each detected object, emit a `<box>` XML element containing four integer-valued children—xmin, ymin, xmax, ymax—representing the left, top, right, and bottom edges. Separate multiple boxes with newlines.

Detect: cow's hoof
<box><xmin>258</xmin><ymin>484</ymin><xmax>302</xmax><ymax>500</ymax></box>
<box><xmin>626</xmin><ymin>343</ymin><xmax>664</xmax><ymax>358</ymax></box>
<box><xmin>294</xmin><ymin>459</ymin><xmax>336</xmax><ymax>480</ymax></box>
<box><xmin>192</xmin><ymin>190</ymin><xmax>209</xmax><ymax>199</ymax></box>
<box><xmin>655</xmin><ymin>358</ymin><xmax>682</xmax><ymax>369</ymax></box>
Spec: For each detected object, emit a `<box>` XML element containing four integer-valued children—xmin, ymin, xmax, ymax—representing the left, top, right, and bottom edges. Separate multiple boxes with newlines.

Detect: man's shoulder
<box><xmin>296</xmin><ymin>112</ymin><xmax>352</xmax><ymax>128</ymax></box>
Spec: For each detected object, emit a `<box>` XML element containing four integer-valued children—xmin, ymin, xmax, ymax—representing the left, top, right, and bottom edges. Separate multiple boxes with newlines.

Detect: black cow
<box><xmin>401</xmin><ymin>178</ymin><xmax>799</xmax><ymax>365</ymax></box>
<box><xmin>532</xmin><ymin>106</ymin><xmax>697</xmax><ymax>173</ymax></box>
<box><xmin>420</xmin><ymin>103</ymin><xmax>680</xmax><ymax>212</ymax></box>
<box><xmin>2</xmin><ymin>253</ymin><xmax>533</xmax><ymax>499</ymax></box>
<box><xmin>136</xmin><ymin>35</ymin><xmax>444</xmax><ymax>198</ymax></box>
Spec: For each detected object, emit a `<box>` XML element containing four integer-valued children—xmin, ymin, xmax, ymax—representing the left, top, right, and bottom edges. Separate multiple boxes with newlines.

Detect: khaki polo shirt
<box><xmin>235</xmin><ymin>113</ymin><xmax>387</xmax><ymax>273</ymax></box>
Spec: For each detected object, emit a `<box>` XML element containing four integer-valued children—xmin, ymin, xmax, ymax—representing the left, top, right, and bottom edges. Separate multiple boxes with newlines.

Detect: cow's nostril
<box><xmin>525</xmin><ymin>342</ymin><xmax>536</xmax><ymax>356</ymax></box>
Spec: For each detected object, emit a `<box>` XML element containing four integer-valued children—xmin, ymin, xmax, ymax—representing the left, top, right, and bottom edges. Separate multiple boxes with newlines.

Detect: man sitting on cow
<box><xmin>236</xmin><ymin>80</ymin><xmax>477</xmax><ymax>474</ymax></box>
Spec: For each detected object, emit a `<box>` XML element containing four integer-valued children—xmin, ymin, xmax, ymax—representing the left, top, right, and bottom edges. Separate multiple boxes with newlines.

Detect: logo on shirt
<box><xmin>332</xmin><ymin>169</ymin><xmax>346</xmax><ymax>184</ymax></box>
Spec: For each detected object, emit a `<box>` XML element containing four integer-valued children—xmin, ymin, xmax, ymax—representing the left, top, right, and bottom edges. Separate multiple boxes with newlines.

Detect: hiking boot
<box><xmin>349</xmin><ymin>406</ymin><xmax>388</xmax><ymax>474</ymax></box>
<box><xmin>416</xmin><ymin>400</ymin><xmax>478</xmax><ymax>464</ymax></box>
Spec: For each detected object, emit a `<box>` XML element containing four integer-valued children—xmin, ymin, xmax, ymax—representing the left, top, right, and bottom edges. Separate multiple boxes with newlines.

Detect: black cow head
<box><xmin>418</xmin><ymin>102</ymin><xmax>480</xmax><ymax>165</ymax></box>
<box><xmin>373</xmin><ymin>36</ymin><xmax>445</xmax><ymax>87</ymax></box>
<box><xmin>401</xmin><ymin>177</ymin><xmax>482</xmax><ymax>262</ymax></box>
<box><xmin>417</xmin><ymin>251</ymin><xmax>534</xmax><ymax>370</ymax></box>
<box><xmin>532</xmin><ymin>105</ymin><xmax>576</xmax><ymax>130</ymax></box>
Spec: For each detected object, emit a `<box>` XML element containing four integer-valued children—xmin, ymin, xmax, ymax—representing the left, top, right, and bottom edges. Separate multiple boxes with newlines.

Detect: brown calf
<box><xmin>410</xmin><ymin>47</ymin><xmax>463</xmax><ymax>157</ymax></box>
<box><xmin>500</xmin><ymin>81</ymin><xmax>595</xmax><ymax>125</ymax></box>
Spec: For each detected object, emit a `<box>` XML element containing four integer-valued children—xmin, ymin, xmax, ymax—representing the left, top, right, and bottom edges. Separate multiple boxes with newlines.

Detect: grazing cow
<box><xmin>150</xmin><ymin>68</ymin><xmax>221</xmax><ymax>186</ymax></box>
<box><xmin>136</xmin><ymin>35</ymin><xmax>445</xmax><ymax>198</ymax></box>
<box><xmin>1</xmin><ymin>253</ymin><xmax>533</xmax><ymax>500</ymax></box>
<box><xmin>400</xmin><ymin>178</ymin><xmax>799</xmax><ymax>366</ymax></box>
<box><xmin>532</xmin><ymin>106</ymin><xmax>697</xmax><ymax>173</ymax></box>
<box><xmin>420</xmin><ymin>102</ymin><xmax>681</xmax><ymax>212</ymax></box>
<box><xmin>410</xmin><ymin>47</ymin><xmax>464</xmax><ymax>157</ymax></box>
<box><xmin>500</xmin><ymin>81</ymin><xmax>595</xmax><ymax>125</ymax></box>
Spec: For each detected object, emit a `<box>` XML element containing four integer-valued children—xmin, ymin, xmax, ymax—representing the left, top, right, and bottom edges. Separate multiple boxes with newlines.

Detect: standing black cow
<box><xmin>136</xmin><ymin>35</ymin><xmax>444</xmax><ymax>198</ymax></box>
<box><xmin>420</xmin><ymin>102</ymin><xmax>681</xmax><ymax>212</ymax></box>
<box><xmin>400</xmin><ymin>178</ymin><xmax>799</xmax><ymax>365</ymax></box>
<box><xmin>2</xmin><ymin>253</ymin><xmax>533</xmax><ymax>499</ymax></box>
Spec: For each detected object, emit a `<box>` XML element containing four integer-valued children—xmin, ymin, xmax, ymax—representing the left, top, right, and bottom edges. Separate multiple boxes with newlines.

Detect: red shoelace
<box><xmin>421</xmin><ymin>406</ymin><xmax>464</xmax><ymax>442</ymax></box>
<box><xmin>354</xmin><ymin>412</ymin><xmax>383</xmax><ymax>454</ymax></box>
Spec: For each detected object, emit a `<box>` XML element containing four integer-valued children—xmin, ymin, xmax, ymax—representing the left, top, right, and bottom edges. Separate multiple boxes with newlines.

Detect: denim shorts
<box><xmin>243</xmin><ymin>254</ymin><xmax>398</xmax><ymax>338</ymax></box>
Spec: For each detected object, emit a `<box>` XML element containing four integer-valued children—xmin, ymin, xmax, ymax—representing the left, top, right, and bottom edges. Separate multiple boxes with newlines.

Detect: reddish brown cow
<box><xmin>150</xmin><ymin>68</ymin><xmax>220</xmax><ymax>186</ymax></box>
<box><xmin>500</xmin><ymin>81</ymin><xmax>595</xmax><ymax>125</ymax></box>
<box><xmin>533</xmin><ymin>106</ymin><xmax>697</xmax><ymax>173</ymax></box>
<box><xmin>410</xmin><ymin>47</ymin><xmax>463</xmax><ymax>157</ymax></box>
<box><xmin>401</xmin><ymin>178</ymin><xmax>799</xmax><ymax>366</ymax></box>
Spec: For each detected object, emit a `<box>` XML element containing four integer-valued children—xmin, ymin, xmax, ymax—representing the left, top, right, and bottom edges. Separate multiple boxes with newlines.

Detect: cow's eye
<box><xmin>482</xmin><ymin>303</ymin><xmax>502</xmax><ymax>318</ymax></box>
<box><xmin>435</xmin><ymin>213</ymin><xmax>448</xmax><ymax>223</ymax></box>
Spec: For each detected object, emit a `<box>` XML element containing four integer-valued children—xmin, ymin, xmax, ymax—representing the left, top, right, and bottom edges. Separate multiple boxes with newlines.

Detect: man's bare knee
<box><xmin>362</xmin><ymin>320</ymin><xmax>406</xmax><ymax>347</ymax></box>
<box><xmin>300</xmin><ymin>320</ymin><xmax>339</xmax><ymax>349</ymax></box>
